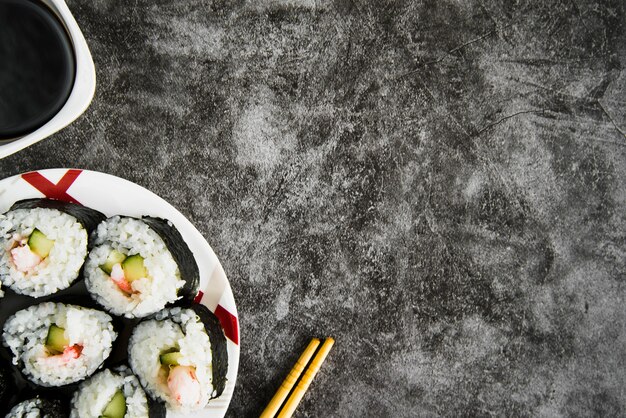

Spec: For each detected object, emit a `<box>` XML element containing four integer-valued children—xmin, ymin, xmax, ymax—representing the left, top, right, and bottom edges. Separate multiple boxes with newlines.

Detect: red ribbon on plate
<box><xmin>22</xmin><ymin>169</ymin><xmax>82</xmax><ymax>204</ymax></box>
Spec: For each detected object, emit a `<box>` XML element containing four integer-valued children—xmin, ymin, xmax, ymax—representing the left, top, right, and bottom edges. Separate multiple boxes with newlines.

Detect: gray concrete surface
<box><xmin>1</xmin><ymin>0</ymin><xmax>625</xmax><ymax>416</ymax></box>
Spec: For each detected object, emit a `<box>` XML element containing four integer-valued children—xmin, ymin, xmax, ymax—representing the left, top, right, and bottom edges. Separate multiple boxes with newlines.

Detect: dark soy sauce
<box><xmin>0</xmin><ymin>0</ymin><xmax>75</xmax><ymax>140</ymax></box>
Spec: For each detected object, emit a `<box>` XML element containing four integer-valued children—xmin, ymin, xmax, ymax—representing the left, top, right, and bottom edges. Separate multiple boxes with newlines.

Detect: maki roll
<box><xmin>0</xmin><ymin>199</ymin><xmax>105</xmax><ymax>297</ymax></box>
<box><xmin>6</xmin><ymin>397</ymin><xmax>68</xmax><ymax>418</ymax></box>
<box><xmin>84</xmin><ymin>216</ymin><xmax>199</xmax><ymax>318</ymax></box>
<box><xmin>2</xmin><ymin>302</ymin><xmax>117</xmax><ymax>387</ymax></box>
<box><xmin>70</xmin><ymin>367</ymin><xmax>165</xmax><ymax>418</ymax></box>
<box><xmin>128</xmin><ymin>305</ymin><xmax>227</xmax><ymax>412</ymax></box>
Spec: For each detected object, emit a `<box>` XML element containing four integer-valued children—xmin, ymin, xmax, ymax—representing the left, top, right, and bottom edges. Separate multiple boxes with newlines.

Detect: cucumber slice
<box><xmin>27</xmin><ymin>229</ymin><xmax>54</xmax><ymax>258</ymax></box>
<box><xmin>100</xmin><ymin>390</ymin><xmax>126</xmax><ymax>418</ymax></box>
<box><xmin>100</xmin><ymin>250</ymin><xmax>126</xmax><ymax>275</ymax></box>
<box><xmin>160</xmin><ymin>351</ymin><xmax>183</xmax><ymax>366</ymax></box>
<box><xmin>45</xmin><ymin>324</ymin><xmax>68</xmax><ymax>354</ymax></box>
<box><xmin>122</xmin><ymin>254</ymin><xmax>147</xmax><ymax>282</ymax></box>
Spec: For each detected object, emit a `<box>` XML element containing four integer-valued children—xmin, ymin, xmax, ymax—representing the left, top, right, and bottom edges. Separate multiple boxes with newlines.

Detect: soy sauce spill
<box><xmin>0</xmin><ymin>0</ymin><xmax>75</xmax><ymax>140</ymax></box>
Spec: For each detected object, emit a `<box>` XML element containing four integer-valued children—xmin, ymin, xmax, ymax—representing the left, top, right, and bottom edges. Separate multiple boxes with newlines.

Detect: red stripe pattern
<box><xmin>21</xmin><ymin>169</ymin><xmax>82</xmax><ymax>204</ymax></box>
<box><xmin>194</xmin><ymin>290</ymin><xmax>205</xmax><ymax>304</ymax></box>
<box><xmin>214</xmin><ymin>304</ymin><xmax>240</xmax><ymax>345</ymax></box>
<box><xmin>195</xmin><ymin>290</ymin><xmax>240</xmax><ymax>345</ymax></box>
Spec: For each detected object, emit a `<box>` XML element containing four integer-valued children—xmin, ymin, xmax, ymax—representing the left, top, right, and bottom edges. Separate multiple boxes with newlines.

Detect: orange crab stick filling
<box><xmin>10</xmin><ymin>229</ymin><xmax>54</xmax><ymax>272</ymax></box>
<box><xmin>45</xmin><ymin>324</ymin><xmax>83</xmax><ymax>362</ymax></box>
<box><xmin>110</xmin><ymin>263</ymin><xmax>134</xmax><ymax>294</ymax></box>
<box><xmin>100</xmin><ymin>251</ymin><xmax>147</xmax><ymax>295</ymax></box>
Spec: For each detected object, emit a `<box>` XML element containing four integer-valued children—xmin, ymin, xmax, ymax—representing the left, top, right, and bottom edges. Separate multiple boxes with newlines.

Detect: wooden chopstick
<box><xmin>259</xmin><ymin>338</ymin><xmax>321</xmax><ymax>418</ymax></box>
<box><xmin>276</xmin><ymin>337</ymin><xmax>335</xmax><ymax>418</ymax></box>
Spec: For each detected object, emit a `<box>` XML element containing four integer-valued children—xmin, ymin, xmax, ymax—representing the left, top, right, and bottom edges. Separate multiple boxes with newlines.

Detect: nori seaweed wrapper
<box><xmin>190</xmin><ymin>304</ymin><xmax>228</xmax><ymax>399</ymax></box>
<box><xmin>147</xmin><ymin>398</ymin><xmax>167</xmax><ymax>418</ymax></box>
<box><xmin>141</xmin><ymin>216</ymin><xmax>200</xmax><ymax>301</ymax></box>
<box><xmin>36</xmin><ymin>398</ymin><xmax>69</xmax><ymax>417</ymax></box>
<box><xmin>9</xmin><ymin>198</ymin><xmax>106</xmax><ymax>233</ymax></box>
<box><xmin>0</xmin><ymin>361</ymin><xmax>11</xmax><ymax>406</ymax></box>
<box><xmin>7</xmin><ymin>396</ymin><xmax>69</xmax><ymax>417</ymax></box>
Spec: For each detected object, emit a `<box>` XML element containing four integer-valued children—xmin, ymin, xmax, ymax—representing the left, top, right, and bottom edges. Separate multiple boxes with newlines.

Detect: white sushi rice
<box><xmin>2</xmin><ymin>302</ymin><xmax>116</xmax><ymax>387</ymax></box>
<box><xmin>6</xmin><ymin>398</ymin><xmax>47</xmax><ymax>418</ymax></box>
<box><xmin>85</xmin><ymin>217</ymin><xmax>185</xmax><ymax>318</ymax></box>
<box><xmin>129</xmin><ymin>307</ymin><xmax>213</xmax><ymax>412</ymax></box>
<box><xmin>71</xmin><ymin>367</ymin><xmax>150</xmax><ymax>418</ymax></box>
<box><xmin>0</xmin><ymin>208</ymin><xmax>87</xmax><ymax>297</ymax></box>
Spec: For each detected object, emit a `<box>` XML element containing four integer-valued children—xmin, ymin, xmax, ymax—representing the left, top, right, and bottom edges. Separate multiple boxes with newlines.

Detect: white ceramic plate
<box><xmin>0</xmin><ymin>0</ymin><xmax>96</xmax><ymax>159</ymax></box>
<box><xmin>0</xmin><ymin>168</ymin><xmax>239</xmax><ymax>417</ymax></box>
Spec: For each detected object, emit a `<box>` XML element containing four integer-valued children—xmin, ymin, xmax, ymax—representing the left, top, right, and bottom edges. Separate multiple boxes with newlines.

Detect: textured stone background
<box><xmin>1</xmin><ymin>0</ymin><xmax>625</xmax><ymax>416</ymax></box>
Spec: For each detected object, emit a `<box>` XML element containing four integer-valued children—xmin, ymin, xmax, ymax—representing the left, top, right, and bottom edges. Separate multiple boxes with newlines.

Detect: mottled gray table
<box><xmin>1</xmin><ymin>0</ymin><xmax>625</xmax><ymax>416</ymax></box>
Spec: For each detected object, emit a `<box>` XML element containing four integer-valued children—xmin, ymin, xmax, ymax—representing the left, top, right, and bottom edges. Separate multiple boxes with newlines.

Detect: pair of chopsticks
<box><xmin>260</xmin><ymin>337</ymin><xmax>335</xmax><ymax>418</ymax></box>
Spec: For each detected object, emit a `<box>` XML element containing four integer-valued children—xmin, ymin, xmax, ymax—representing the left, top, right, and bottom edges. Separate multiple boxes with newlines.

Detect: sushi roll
<box><xmin>84</xmin><ymin>216</ymin><xmax>199</xmax><ymax>318</ymax></box>
<box><xmin>70</xmin><ymin>367</ymin><xmax>165</xmax><ymax>418</ymax></box>
<box><xmin>6</xmin><ymin>397</ymin><xmax>68</xmax><ymax>418</ymax></box>
<box><xmin>2</xmin><ymin>302</ymin><xmax>117</xmax><ymax>387</ymax></box>
<box><xmin>128</xmin><ymin>305</ymin><xmax>227</xmax><ymax>412</ymax></box>
<box><xmin>0</xmin><ymin>199</ymin><xmax>105</xmax><ymax>297</ymax></box>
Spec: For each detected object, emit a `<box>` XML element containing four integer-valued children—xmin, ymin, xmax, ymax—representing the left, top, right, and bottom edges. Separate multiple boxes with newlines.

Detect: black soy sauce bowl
<box><xmin>0</xmin><ymin>0</ymin><xmax>96</xmax><ymax>159</ymax></box>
